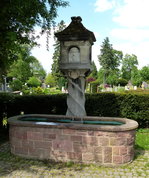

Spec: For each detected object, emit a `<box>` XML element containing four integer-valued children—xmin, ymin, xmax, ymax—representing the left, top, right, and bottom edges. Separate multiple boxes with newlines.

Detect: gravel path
<box><xmin>0</xmin><ymin>142</ymin><xmax>149</xmax><ymax>178</ymax></box>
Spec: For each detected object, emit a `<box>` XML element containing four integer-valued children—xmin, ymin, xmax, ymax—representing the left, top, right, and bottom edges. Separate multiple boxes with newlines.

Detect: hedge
<box><xmin>0</xmin><ymin>92</ymin><xmax>149</xmax><ymax>129</ymax></box>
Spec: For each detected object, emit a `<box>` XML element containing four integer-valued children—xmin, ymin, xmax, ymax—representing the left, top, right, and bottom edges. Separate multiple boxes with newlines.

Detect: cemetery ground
<box><xmin>0</xmin><ymin>129</ymin><xmax>149</xmax><ymax>178</ymax></box>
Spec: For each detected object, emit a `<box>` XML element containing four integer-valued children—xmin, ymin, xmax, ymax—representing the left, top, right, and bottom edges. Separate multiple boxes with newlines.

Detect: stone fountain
<box><xmin>8</xmin><ymin>17</ymin><xmax>138</xmax><ymax>166</ymax></box>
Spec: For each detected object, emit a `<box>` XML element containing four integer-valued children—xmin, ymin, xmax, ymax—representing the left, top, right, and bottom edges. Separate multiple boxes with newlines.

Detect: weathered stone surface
<box><xmin>8</xmin><ymin>115</ymin><xmax>138</xmax><ymax>166</ymax></box>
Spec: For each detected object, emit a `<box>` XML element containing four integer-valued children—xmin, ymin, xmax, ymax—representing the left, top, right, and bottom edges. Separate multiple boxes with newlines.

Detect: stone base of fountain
<box><xmin>8</xmin><ymin>114</ymin><xmax>138</xmax><ymax>166</ymax></box>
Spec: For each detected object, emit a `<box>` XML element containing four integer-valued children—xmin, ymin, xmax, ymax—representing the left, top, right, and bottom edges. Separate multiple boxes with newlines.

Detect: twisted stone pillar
<box><xmin>66</xmin><ymin>71</ymin><xmax>86</xmax><ymax>117</ymax></box>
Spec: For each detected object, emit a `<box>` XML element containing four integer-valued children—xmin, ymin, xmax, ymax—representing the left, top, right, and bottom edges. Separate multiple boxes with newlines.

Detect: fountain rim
<box><xmin>8</xmin><ymin>114</ymin><xmax>138</xmax><ymax>132</ymax></box>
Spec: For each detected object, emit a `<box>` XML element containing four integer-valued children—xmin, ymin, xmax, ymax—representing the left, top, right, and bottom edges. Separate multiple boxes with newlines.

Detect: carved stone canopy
<box><xmin>55</xmin><ymin>16</ymin><xmax>96</xmax><ymax>43</ymax></box>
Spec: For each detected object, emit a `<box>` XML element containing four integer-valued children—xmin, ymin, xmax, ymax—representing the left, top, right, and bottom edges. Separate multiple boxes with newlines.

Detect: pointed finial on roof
<box><xmin>71</xmin><ymin>16</ymin><xmax>82</xmax><ymax>23</ymax></box>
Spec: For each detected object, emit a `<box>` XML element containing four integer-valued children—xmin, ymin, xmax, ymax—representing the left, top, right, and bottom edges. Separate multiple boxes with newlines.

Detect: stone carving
<box><xmin>69</xmin><ymin>47</ymin><xmax>80</xmax><ymax>63</ymax></box>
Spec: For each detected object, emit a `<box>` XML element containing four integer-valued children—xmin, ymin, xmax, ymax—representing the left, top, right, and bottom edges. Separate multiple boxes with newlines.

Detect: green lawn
<box><xmin>135</xmin><ymin>129</ymin><xmax>149</xmax><ymax>150</ymax></box>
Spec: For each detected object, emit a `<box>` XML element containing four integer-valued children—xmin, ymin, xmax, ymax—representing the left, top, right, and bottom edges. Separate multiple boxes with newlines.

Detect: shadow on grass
<box><xmin>0</xmin><ymin>129</ymin><xmax>9</xmax><ymax>146</ymax></box>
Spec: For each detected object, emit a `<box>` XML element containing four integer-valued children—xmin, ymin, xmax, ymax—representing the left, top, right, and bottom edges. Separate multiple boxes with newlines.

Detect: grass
<box><xmin>135</xmin><ymin>128</ymin><xmax>149</xmax><ymax>150</ymax></box>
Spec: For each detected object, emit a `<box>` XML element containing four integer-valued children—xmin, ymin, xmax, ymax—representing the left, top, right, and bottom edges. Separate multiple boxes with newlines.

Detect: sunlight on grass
<box><xmin>135</xmin><ymin>129</ymin><xmax>149</xmax><ymax>150</ymax></box>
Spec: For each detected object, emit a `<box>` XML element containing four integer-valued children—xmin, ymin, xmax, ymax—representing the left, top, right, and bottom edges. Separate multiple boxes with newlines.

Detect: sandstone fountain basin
<box><xmin>8</xmin><ymin>114</ymin><xmax>138</xmax><ymax>166</ymax></box>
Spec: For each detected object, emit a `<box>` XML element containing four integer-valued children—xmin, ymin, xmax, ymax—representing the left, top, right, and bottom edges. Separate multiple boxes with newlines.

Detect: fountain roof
<box><xmin>55</xmin><ymin>16</ymin><xmax>96</xmax><ymax>42</ymax></box>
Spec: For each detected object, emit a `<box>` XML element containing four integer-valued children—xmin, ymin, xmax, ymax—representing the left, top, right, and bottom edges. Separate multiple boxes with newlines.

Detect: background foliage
<box><xmin>0</xmin><ymin>93</ymin><xmax>148</xmax><ymax>131</ymax></box>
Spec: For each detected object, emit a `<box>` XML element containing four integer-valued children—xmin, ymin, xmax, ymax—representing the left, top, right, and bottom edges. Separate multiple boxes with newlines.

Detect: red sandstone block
<box><xmin>11</xmin><ymin>139</ymin><xmax>22</xmax><ymax>148</ymax></box>
<box><xmin>119</xmin><ymin>131</ymin><xmax>135</xmax><ymax>138</ymax></box>
<box><xmin>62</xmin><ymin>129</ymin><xmax>76</xmax><ymax>135</ymax></box>
<box><xmin>22</xmin><ymin>140</ymin><xmax>34</xmax><ymax>149</ymax></box>
<box><xmin>82</xmin><ymin>153</ymin><xmax>94</xmax><ymax>162</ymax></box>
<box><xmin>76</xmin><ymin>130</ymin><xmax>88</xmax><ymax>136</ymax></box>
<box><xmin>94</xmin><ymin>131</ymin><xmax>105</xmax><ymax>136</ymax></box>
<box><xmin>94</xmin><ymin>146</ymin><xmax>102</xmax><ymax>154</ymax></box>
<box><xmin>34</xmin><ymin>141</ymin><xmax>52</xmax><ymax>149</ymax></box>
<box><xmin>120</xmin><ymin>147</ymin><xmax>127</xmax><ymax>155</ymax></box>
<box><xmin>116</xmin><ymin>132</ymin><xmax>129</xmax><ymax>138</ymax></box>
<box><xmin>43</xmin><ymin>133</ymin><xmax>56</xmax><ymax>140</ymax></box>
<box><xmin>14</xmin><ymin>130</ymin><xmax>27</xmax><ymax>140</ymax></box>
<box><xmin>94</xmin><ymin>154</ymin><xmax>102</xmax><ymax>163</ymax></box>
<box><xmin>82</xmin><ymin>136</ymin><xmax>98</xmax><ymax>146</ymax></box>
<box><xmin>28</xmin><ymin>147</ymin><xmax>39</xmax><ymax>157</ymax></box>
<box><xmin>67</xmin><ymin>152</ymin><xmax>82</xmax><ymax>161</ymax></box>
<box><xmin>52</xmin><ymin>140</ymin><xmax>73</xmax><ymax>152</ymax></box>
<box><xmin>73</xmin><ymin>143</ymin><xmax>93</xmax><ymax>152</ymax></box>
<box><xmin>71</xmin><ymin>136</ymin><xmax>82</xmax><ymax>143</ymax></box>
<box><xmin>27</xmin><ymin>132</ymin><xmax>43</xmax><ymax>140</ymax></box>
<box><xmin>127</xmin><ymin>146</ymin><xmax>134</xmax><ymax>155</ymax></box>
<box><xmin>127</xmin><ymin>137</ymin><xmax>135</xmax><ymax>145</ymax></box>
<box><xmin>88</xmin><ymin>131</ymin><xmax>94</xmax><ymax>136</ymax></box>
<box><xmin>110</xmin><ymin>138</ymin><xmax>127</xmax><ymax>146</ymax></box>
<box><xmin>104</xmin><ymin>147</ymin><xmax>112</xmax><ymax>163</ymax></box>
<box><xmin>15</xmin><ymin>146</ymin><xmax>28</xmax><ymax>155</ymax></box>
<box><xmin>113</xmin><ymin>155</ymin><xmax>123</xmax><ymax>164</ymax></box>
<box><xmin>50</xmin><ymin>150</ymin><xmax>67</xmax><ymax>161</ymax></box>
<box><xmin>123</xmin><ymin>155</ymin><xmax>133</xmax><ymax>163</ymax></box>
<box><xmin>112</xmin><ymin>147</ymin><xmax>120</xmax><ymax>155</ymax></box>
<box><xmin>58</xmin><ymin>135</ymin><xmax>70</xmax><ymax>140</ymax></box>
<box><xmin>99</xmin><ymin>137</ymin><xmax>109</xmax><ymax>146</ymax></box>
<box><xmin>37</xmin><ymin>148</ymin><xmax>50</xmax><ymax>159</ymax></box>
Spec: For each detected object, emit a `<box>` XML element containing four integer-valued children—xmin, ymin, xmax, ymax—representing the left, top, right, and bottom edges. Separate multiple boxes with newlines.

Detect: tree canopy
<box><xmin>8</xmin><ymin>45</ymin><xmax>46</xmax><ymax>83</ymax></box>
<box><xmin>121</xmin><ymin>54</ymin><xmax>138</xmax><ymax>81</ymax></box>
<box><xmin>0</xmin><ymin>0</ymin><xmax>68</xmax><ymax>75</ymax></box>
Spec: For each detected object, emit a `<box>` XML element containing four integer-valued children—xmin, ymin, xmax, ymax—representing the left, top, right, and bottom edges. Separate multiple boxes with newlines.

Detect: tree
<box><xmin>30</xmin><ymin>59</ymin><xmax>46</xmax><ymax>81</ymax></box>
<box><xmin>98</xmin><ymin>37</ymin><xmax>122</xmax><ymax>84</ymax></box>
<box><xmin>51</xmin><ymin>20</ymin><xmax>66</xmax><ymax>77</ymax></box>
<box><xmin>90</xmin><ymin>61</ymin><xmax>98</xmax><ymax>79</ymax></box>
<box><xmin>140</xmin><ymin>66</ymin><xmax>149</xmax><ymax>82</ymax></box>
<box><xmin>131</xmin><ymin>67</ymin><xmax>142</xmax><ymax>86</ymax></box>
<box><xmin>0</xmin><ymin>0</ymin><xmax>68</xmax><ymax>76</ymax></box>
<box><xmin>106</xmin><ymin>70</ymin><xmax>119</xmax><ymax>86</ymax></box>
<box><xmin>8</xmin><ymin>45</ymin><xmax>46</xmax><ymax>83</ymax></box>
<box><xmin>51</xmin><ymin>20</ymin><xmax>67</xmax><ymax>89</ymax></box>
<box><xmin>45</xmin><ymin>73</ymin><xmax>57</xmax><ymax>87</ymax></box>
<box><xmin>121</xmin><ymin>54</ymin><xmax>138</xmax><ymax>81</ymax></box>
<box><xmin>10</xmin><ymin>79</ymin><xmax>23</xmax><ymax>91</ymax></box>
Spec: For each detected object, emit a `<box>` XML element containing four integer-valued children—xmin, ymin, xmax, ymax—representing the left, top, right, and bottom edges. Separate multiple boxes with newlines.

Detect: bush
<box><xmin>119</xmin><ymin>93</ymin><xmax>149</xmax><ymax>128</ymax></box>
<box><xmin>90</xmin><ymin>80</ymin><xmax>99</xmax><ymax>93</ymax></box>
<box><xmin>117</xmin><ymin>78</ymin><xmax>128</xmax><ymax>86</ymax></box>
<box><xmin>27</xmin><ymin>76</ymin><xmax>41</xmax><ymax>87</ymax></box>
<box><xmin>0</xmin><ymin>92</ymin><xmax>149</xmax><ymax>129</ymax></box>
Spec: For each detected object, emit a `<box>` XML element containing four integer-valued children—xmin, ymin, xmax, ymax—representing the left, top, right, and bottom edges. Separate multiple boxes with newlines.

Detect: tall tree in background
<box><xmin>0</xmin><ymin>0</ymin><xmax>68</xmax><ymax>76</ymax></box>
<box><xmin>51</xmin><ymin>20</ymin><xmax>67</xmax><ymax>89</ymax></box>
<box><xmin>98</xmin><ymin>37</ymin><xmax>123</xmax><ymax>84</ymax></box>
<box><xmin>121</xmin><ymin>54</ymin><xmax>138</xmax><ymax>81</ymax></box>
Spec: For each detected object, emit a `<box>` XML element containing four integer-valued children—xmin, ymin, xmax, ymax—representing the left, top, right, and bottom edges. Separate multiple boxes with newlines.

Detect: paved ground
<box><xmin>0</xmin><ymin>142</ymin><xmax>149</xmax><ymax>178</ymax></box>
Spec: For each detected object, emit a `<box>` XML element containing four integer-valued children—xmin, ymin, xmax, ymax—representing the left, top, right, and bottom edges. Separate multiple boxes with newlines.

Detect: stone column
<box><xmin>66</xmin><ymin>70</ymin><xmax>86</xmax><ymax>117</ymax></box>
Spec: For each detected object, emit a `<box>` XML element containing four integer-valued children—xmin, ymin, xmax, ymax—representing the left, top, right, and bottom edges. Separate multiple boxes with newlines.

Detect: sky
<box><xmin>31</xmin><ymin>0</ymin><xmax>149</xmax><ymax>73</ymax></box>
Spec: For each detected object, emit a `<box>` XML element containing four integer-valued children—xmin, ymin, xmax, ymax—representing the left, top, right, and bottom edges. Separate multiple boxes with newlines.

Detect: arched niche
<box><xmin>68</xmin><ymin>47</ymin><xmax>80</xmax><ymax>63</ymax></box>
